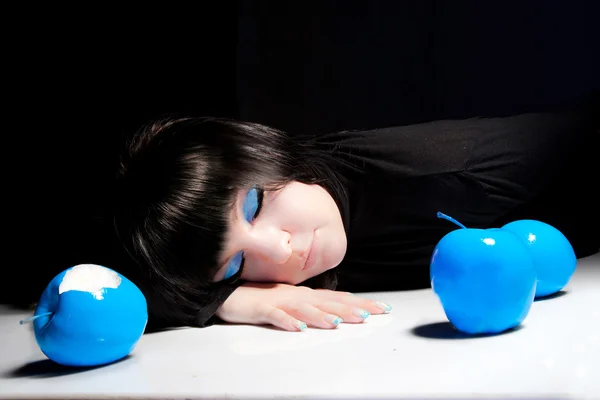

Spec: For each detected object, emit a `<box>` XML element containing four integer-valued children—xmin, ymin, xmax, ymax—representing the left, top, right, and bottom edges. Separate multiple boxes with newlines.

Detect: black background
<box><xmin>4</xmin><ymin>1</ymin><xmax>599</xmax><ymax>307</ymax></box>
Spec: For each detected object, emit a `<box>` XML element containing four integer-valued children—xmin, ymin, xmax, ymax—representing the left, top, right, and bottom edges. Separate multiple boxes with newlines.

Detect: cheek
<box><xmin>241</xmin><ymin>260</ymin><xmax>277</xmax><ymax>282</ymax></box>
<box><xmin>271</xmin><ymin>195</ymin><xmax>310</xmax><ymax>221</ymax></box>
<box><xmin>267</xmin><ymin>186</ymin><xmax>327</xmax><ymax>224</ymax></box>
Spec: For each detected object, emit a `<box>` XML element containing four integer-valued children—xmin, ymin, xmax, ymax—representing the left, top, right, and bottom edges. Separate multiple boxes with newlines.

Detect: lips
<box><xmin>302</xmin><ymin>232</ymin><xmax>318</xmax><ymax>271</ymax></box>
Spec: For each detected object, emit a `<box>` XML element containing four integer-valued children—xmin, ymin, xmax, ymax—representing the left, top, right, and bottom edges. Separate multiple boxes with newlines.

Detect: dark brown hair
<box><xmin>112</xmin><ymin>116</ymin><xmax>349</xmax><ymax>329</ymax></box>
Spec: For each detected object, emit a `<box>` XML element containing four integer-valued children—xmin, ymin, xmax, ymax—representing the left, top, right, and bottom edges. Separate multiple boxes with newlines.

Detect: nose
<box><xmin>248</xmin><ymin>226</ymin><xmax>292</xmax><ymax>264</ymax></box>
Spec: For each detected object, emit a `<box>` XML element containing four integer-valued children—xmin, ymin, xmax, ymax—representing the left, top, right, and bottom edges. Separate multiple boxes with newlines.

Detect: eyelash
<box><xmin>254</xmin><ymin>188</ymin><xmax>264</xmax><ymax>219</ymax></box>
<box><xmin>222</xmin><ymin>257</ymin><xmax>245</xmax><ymax>283</ymax></box>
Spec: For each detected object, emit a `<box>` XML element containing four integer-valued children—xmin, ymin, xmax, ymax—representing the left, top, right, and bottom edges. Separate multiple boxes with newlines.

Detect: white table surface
<box><xmin>1</xmin><ymin>253</ymin><xmax>599</xmax><ymax>400</ymax></box>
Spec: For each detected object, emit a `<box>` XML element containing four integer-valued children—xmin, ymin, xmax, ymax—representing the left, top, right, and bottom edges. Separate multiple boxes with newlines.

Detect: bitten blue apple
<box><xmin>21</xmin><ymin>264</ymin><xmax>148</xmax><ymax>367</ymax></box>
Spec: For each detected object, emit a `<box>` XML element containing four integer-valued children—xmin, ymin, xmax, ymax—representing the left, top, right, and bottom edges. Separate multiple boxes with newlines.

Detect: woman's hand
<box><xmin>215</xmin><ymin>282</ymin><xmax>392</xmax><ymax>331</ymax></box>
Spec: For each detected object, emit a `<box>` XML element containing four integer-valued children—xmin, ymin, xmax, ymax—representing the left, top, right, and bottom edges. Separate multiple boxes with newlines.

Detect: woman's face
<box><xmin>214</xmin><ymin>181</ymin><xmax>347</xmax><ymax>284</ymax></box>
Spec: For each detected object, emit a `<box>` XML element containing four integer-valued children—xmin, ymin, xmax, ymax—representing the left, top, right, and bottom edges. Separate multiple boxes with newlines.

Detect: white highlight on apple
<box><xmin>482</xmin><ymin>238</ymin><xmax>496</xmax><ymax>246</ymax></box>
<box><xmin>59</xmin><ymin>264</ymin><xmax>122</xmax><ymax>300</ymax></box>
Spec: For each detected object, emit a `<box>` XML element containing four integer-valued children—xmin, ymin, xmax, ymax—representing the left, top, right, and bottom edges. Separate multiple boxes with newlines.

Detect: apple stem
<box><xmin>437</xmin><ymin>211</ymin><xmax>468</xmax><ymax>229</ymax></box>
<box><xmin>19</xmin><ymin>312</ymin><xmax>53</xmax><ymax>325</ymax></box>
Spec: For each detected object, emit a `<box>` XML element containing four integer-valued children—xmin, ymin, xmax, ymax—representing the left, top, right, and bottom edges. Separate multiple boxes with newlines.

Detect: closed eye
<box><xmin>218</xmin><ymin>187</ymin><xmax>263</xmax><ymax>282</ymax></box>
<box><xmin>242</xmin><ymin>187</ymin><xmax>264</xmax><ymax>223</ymax></box>
<box><xmin>222</xmin><ymin>251</ymin><xmax>245</xmax><ymax>280</ymax></box>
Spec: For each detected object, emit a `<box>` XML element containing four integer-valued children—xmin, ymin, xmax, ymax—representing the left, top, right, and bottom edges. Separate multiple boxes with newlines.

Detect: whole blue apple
<box><xmin>430</xmin><ymin>212</ymin><xmax>537</xmax><ymax>335</ymax></box>
<box><xmin>22</xmin><ymin>264</ymin><xmax>148</xmax><ymax>367</ymax></box>
<box><xmin>502</xmin><ymin>219</ymin><xmax>577</xmax><ymax>298</ymax></box>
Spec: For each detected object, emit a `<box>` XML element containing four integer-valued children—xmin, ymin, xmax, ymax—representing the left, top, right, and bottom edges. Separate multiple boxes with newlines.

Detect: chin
<box><xmin>300</xmin><ymin>253</ymin><xmax>345</xmax><ymax>284</ymax></box>
<box><xmin>325</xmin><ymin>237</ymin><xmax>348</xmax><ymax>271</ymax></box>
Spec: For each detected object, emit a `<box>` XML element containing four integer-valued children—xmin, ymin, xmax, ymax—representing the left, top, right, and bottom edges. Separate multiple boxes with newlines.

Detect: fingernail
<box><xmin>324</xmin><ymin>314</ymin><xmax>343</xmax><ymax>326</ymax></box>
<box><xmin>293</xmin><ymin>320</ymin><xmax>307</xmax><ymax>331</ymax></box>
<box><xmin>352</xmin><ymin>308</ymin><xmax>370</xmax><ymax>319</ymax></box>
<box><xmin>374</xmin><ymin>301</ymin><xmax>393</xmax><ymax>314</ymax></box>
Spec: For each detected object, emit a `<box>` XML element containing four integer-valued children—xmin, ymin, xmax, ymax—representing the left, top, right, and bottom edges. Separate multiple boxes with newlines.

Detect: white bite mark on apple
<box><xmin>58</xmin><ymin>264</ymin><xmax>122</xmax><ymax>300</ymax></box>
<box><xmin>482</xmin><ymin>238</ymin><xmax>496</xmax><ymax>246</ymax></box>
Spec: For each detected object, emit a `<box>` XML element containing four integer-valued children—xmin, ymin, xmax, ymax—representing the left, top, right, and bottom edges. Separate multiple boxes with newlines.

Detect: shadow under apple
<box><xmin>534</xmin><ymin>290</ymin><xmax>568</xmax><ymax>302</ymax></box>
<box><xmin>410</xmin><ymin>321</ymin><xmax>523</xmax><ymax>340</ymax></box>
<box><xmin>4</xmin><ymin>354</ymin><xmax>132</xmax><ymax>379</ymax></box>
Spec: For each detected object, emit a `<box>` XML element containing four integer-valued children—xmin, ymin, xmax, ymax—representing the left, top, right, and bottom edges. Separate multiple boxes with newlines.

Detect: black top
<box><xmin>323</xmin><ymin>110</ymin><xmax>599</xmax><ymax>292</ymax></box>
<box><xmin>196</xmin><ymin>106</ymin><xmax>599</xmax><ymax>327</ymax></box>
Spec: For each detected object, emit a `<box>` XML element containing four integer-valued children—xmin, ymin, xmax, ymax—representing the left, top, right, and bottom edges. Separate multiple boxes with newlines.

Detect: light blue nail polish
<box><xmin>325</xmin><ymin>315</ymin><xmax>343</xmax><ymax>326</ymax></box>
<box><xmin>375</xmin><ymin>301</ymin><xmax>393</xmax><ymax>313</ymax></box>
<box><xmin>353</xmin><ymin>308</ymin><xmax>370</xmax><ymax>319</ymax></box>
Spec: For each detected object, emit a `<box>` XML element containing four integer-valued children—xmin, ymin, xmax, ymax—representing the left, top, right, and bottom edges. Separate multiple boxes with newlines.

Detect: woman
<box><xmin>112</xmin><ymin>101</ymin><xmax>599</xmax><ymax>332</ymax></box>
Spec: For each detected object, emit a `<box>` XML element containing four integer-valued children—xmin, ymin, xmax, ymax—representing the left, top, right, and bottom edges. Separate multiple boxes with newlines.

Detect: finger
<box><xmin>317</xmin><ymin>301</ymin><xmax>371</xmax><ymax>324</ymax></box>
<box><xmin>284</xmin><ymin>303</ymin><xmax>342</xmax><ymax>329</ymax></box>
<box><xmin>317</xmin><ymin>290</ymin><xmax>393</xmax><ymax>315</ymax></box>
<box><xmin>261</xmin><ymin>306</ymin><xmax>308</xmax><ymax>332</ymax></box>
